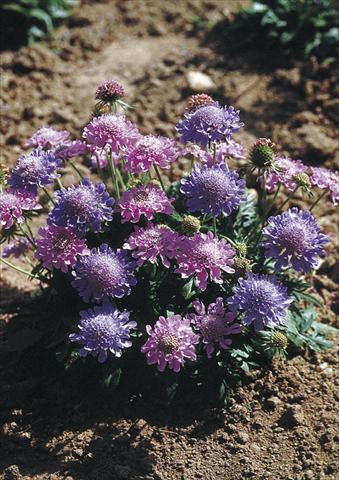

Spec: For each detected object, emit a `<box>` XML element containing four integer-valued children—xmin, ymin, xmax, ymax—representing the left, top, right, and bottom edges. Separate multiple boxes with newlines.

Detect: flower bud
<box><xmin>185</xmin><ymin>94</ymin><xmax>215</xmax><ymax>113</ymax></box>
<box><xmin>181</xmin><ymin>215</ymin><xmax>201</xmax><ymax>236</ymax></box>
<box><xmin>249</xmin><ymin>138</ymin><xmax>277</xmax><ymax>169</ymax></box>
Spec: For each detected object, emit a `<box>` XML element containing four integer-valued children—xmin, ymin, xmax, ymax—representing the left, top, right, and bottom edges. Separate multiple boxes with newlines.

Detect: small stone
<box><xmin>266</xmin><ymin>396</ymin><xmax>282</xmax><ymax>410</ymax></box>
<box><xmin>4</xmin><ymin>465</ymin><xmax>21</xmax><ymax>480</ymax></box>
<box><xmin>186</xmin><ymin>71</ymin><xmax>216</xmax><ymax>92</ymax></box>
<box><xmin>236</xmin><ymin>432</ymin><xmax>249</xmax><ymax>444</ymax></box>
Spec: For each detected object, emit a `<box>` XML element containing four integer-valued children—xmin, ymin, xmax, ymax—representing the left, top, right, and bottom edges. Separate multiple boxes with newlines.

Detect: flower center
<box><xmin>194</xmin><ymin>106</ymin><xmax>224</xmax><ymax>128</ymax></box>
<box><xmin>158</xmin><ymin>334</ymin><xmax>179</xmax><ymax>354</ymax></box>
<box><xmin>66</xmin><ymin>188</ymin><xmax>94</xmax><ymax>217</ymax></box>
<box><xmin>133</xmin><ymin>190</ymin><xmax>150</xmax><ymax>204</ymax></box>
<box><xmin>200</xmin><ymin>315</ymin><xmax>224</xmax><ymax>341</ymax></box>
<box><xmin>282</xmin><ymin>225</ymin><xmax>307</xmax><ymax>253</ymax></box>
<box><xmin>193</xmin><ymin>241</ymin><xmax>220</xmax><ymax>264</ymax></box>
<box><xmin>52</xmin><ymin>233</ymin><xmax>71</xmax><ymax>251</ymax></box>
<box><xmin>200</xmin><ymin>170</ymin><xmax>230</xmax><ymax>201</ymax></box>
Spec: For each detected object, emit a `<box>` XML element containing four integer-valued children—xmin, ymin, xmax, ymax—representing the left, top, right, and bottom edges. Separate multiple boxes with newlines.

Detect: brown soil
<box><xmin>0</xmin><ymin>1</ymin><xmax>338</xmax><ymax>479</ymax></box>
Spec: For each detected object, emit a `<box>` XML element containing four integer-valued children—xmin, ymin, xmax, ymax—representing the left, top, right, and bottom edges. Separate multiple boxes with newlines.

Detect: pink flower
<box><xmin>175</xmin><ymin>232</ymin><xmax>235</xmax><ymax>291</ymax></box>
<box><xmin>26</xmin><ymin>126</ymin><xmax>70</xmax><ymax>149</ymax></box>
<box><xmin>141</xmin><ymin>315</ymin><xmax>199</xmax><ymax>372</ymax></box>
<box><xmin>124</xmin><ymin>135</ymin><xmax>178</xmax><ymax>174</ymax></box>
<box><xmin>265</xmin><ymin>156</ymin><xmax>308</xmax><ymax>192</ymax></box>
<box><xmin>310</xmin><ymin>167</ymin><xmax>339</xmax><ymax>205</ymax></box>
<box><xmin>0</xmin><ymin>189</ymin><xmax>36</xmax><ymax>229</ymax></box>
<box><xmin>119</xmin><ymin>184</ymin><xmax>174</xmax><ymax>223</ymax></box>
<box><xmin>123</xmin><ymin>223</ymin><xmax>180</xmax><ymax>268</ymax></box>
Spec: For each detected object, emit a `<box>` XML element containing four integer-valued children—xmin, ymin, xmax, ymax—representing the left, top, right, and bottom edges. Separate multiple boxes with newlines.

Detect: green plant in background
<box><xmin>232</xmin><ymin>0</ymin><xmax>339</xmax><ymax>60</ymax></box>
<box><xmin>1</xmin><ymin>0</ymin><xmax>78</xmax><ymax>47</ymax></box>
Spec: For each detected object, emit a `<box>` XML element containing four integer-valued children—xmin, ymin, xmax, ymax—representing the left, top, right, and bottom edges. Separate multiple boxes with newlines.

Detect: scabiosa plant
<box><xmin>48</xmin><ymin>177</ymin><xmax>114</xmax><ymax>235</ymax></box>
<box><xmin>200</xmin><ymin>140</ymin><xmax>246</xmax><ymax>167</ymax></box>
<box><xmin>95</xmin><ymin>79</ymin><xmax>126</xmax><ymax>103</ymax></box>
<box><xmin>35</xmin><ymin>225</ymin><xmax>89</xmax><ymax>273</ymax></box>
<box><xmin>262</xmin><ymin>208</ymin><xmax>328</xmax><ymax>272</ymax></box>
<box><xmin>2</xmin><ymin>238</ymin><xmax>30</xmax><ymax>258</ymax></box>
<box><xmin>141</xmin><ymin>315</ymin><xmax>199</xmax><ymax>372</ymax></box>
<box><xmin>26</xmin><ymin>126</ymin><xmax>70</xmax><ymax>149</ymax></box>
<box><xmin>54</xmin><ymin>140</ymin><xmax>87</xmax><ymax>160</ymax></box>
<box><xmin>187</xmin><ymin>298</ymin><xmax>242</xmax><ymax>358</ymax></box>
<box><xmin>72</xmin><ymin>244</ymin><xmax>137</xmax><ymax>303</ymax></box>
<box><xmin>228</xmin><ymin>273</ymin><xmax>293</xmax><ymax>331</ymax></box>
<box><xmin>181</xmin><ymin>163</ymin><xmax>245</xmax><ymax>217</ymax></box>
<box><xmin>265</xmin><ymin>156</ymin><xmax>308</xmax><ymax>192</ymax></box>
<box><xmin>83</xmin><ymin>114</ymin><xmax>140</xmax><ymax>151</ymax></box>
<box><xmin>176</xmin><ymin>103</ymin><xmax>244</xmax><ymax>148</ymax></box>
<box><xmin>119</xmin><ymin>184</ymin><xmax>174</xmax><ymax>223</ymax></box>
<box><xmin>69</xmin><ymin>304</ymin><xmax>136</xmax><ymax>363</ymax></box>
<box><xmin>175</xmin><ymin>232</ymin><xmax>235</xmax><ymax>291</ymax></box>
<box><xmin>124</xmin><ymin>135</ymin><xmax>178</xmax><ymax>174</ymax></box>
<box><xmin>310</xmin><ymin>167</ymin><xmax>339</xmax><ymax>205</ymax></box>
<box><xmin>123</xmin><ymin>223</ymin><xmax>180</xmax><ymax>268</ymax></box>
<box><xmin>0</xmin><ymin>189</ymin><xmax>36</xmax><ymax>229</ymax></box>
<box><xmin>8</xmin><ymin>148</ymin><xmax>63</xmax><ymax>194</ymax></box>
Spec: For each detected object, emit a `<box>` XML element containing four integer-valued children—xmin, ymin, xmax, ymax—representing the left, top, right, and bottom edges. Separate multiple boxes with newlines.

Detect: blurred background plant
<box><xmin>215</xmin><ymin>0</ymin><xmax>339</xmax><ymax>61</ymax></box>
<box><xmin>1</xmin><ymin>0</ymin><xmax>79</xmax><ymax>49</ymax></box>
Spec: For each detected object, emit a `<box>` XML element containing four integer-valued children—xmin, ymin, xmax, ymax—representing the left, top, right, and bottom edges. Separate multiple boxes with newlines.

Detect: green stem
<box><xmin>213</xmin><ymin>217</ymin><xmax>217</xmax><ymax>235</ymax></box>
<box><xmin>70</xmin><ymin>161</ymin><xmax>84</xmax><ymax>179</ymax></box>
<box><xmin>219</xmin><ymin>234</ymin><xmax>237</xmax><ymax>247</ymax></box>
<box><xmin>42</xmin><ymin>187</ymin><xmax>55</xmax><ymax>206</ymax></box>
<box><xmin>154</xmin><ymin>165</ymin><xmax>166</xmax><ymax>192</ymax></box>
<box><xmin>116</xmin><ymin>167</ymin><xmax>126</xmax><ymax>192</ymax></box>
<box><xmin>213</xmin><ymin>143</ymin><xmax>217</xmax><ymax>165</ymax></box>
<box><xmin>55</xmin><ymin>177</ymin><xmax>63</xmax><ymax>190</ymax></box>
<box><xmin>263</xmin><ymin>183</ymin><xmax>281</xmax><ymax>220</ymax></box>
<box><xmin>309</xmin><ymin>189</ymin><xmax>328</xmax><ymax>212</ymax></box>
<box><xmin>277</xmin><ymin>186</ymin><xmax>300</xmax><ymax>213</ymax></box>
<box><xmin>18</xmin><ymin>224</ymin><xmax>36</xmax><ymax>249</ymax></box>
<box><xmin>108</xmin><ymin>152</ymin><xmax>120</xmax><ymax>200</ymax></box>
<box><xmin>0</xmin><ymin>257</ymin><xmax>39</xmax><ymax>279</ymax></box>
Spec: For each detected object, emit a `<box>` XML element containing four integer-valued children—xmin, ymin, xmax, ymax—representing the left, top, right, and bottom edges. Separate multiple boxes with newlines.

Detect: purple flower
<box><xmin>228</xmin><ymin>273</ymin><xmax>293</xmax><ymax>331</ymax></box>
<box><xmin>123</xmin><ymin>223</ymin><xmax>180</xmax><ymax>268</ymax></box>
<box><xmin>181</xmin><ymin>163</ymin><xmax>245</xmax><ymax>217</ymax></box>
<box><xmin>265</xmin><ymin>156</ymin><xmax>308</xmax><ymax>193</ymax></box>
<box><xmin>0</xmin><ymin>189</ymin><xmax>36</xmax><ymax>229</ymax></box>
<box><xmin>310</xmin><ymin>167</ymin><xmax>339</xmax><ymax>205</ymax></box>
<box><xmin>95</xmin><ymin>79</ymin><xmax>126</xmax><ymax>102</ymax></box>
<box><xmin>119</xmin><ymin>184</ymin><xmax>174</xmax><ymax>224</ymax></box>
<box><xmin>72</xmin><ymin>243</ymin><xmax>137</xmax><ymax>302</ymax></box>
<box><xmin>48</xmin><ymin>177</ymin><xmax>114</xmax><ymax>235</ymax></box>
<box><xmin>141</xmin><ymin>315</ymin><xmax>199</xmax><ymax>372</ymax></box>
<box><xmin>8</xmin><ymin>148</ymin><xmax>63</xmax><ymax>194</ymax></box>
<box><xmin>2</xmin><ymin>238</ymin><xmax>30</xmax><ymax>258</ymax></box>
<box><xmin>262</xmin><ymin>208</ymin><xmax>328</xmax><ymax>272</ymax></box>
<box><xmin>187</xmin><ymin>298</ymin><xmax>242</xmax><ymax>358</ymax></box>
<box><xmin>124</xmin><ymin>135</ymin><xmax>178</xmax><ymax>174</ymax></box>
<box><xmin>176</xmin><ymin>103</ymin><xmax>244</xmax><ymax>148</ymax></box>
<box><xmin>26</xmin><ymin>126</ymin><xmax>70</xmax><ymax>149</ymax></box>
<box><xmin>83</xmin><ymin>114</ymin><xmax>140</xmax><ymax>151</ymax></box>
<box><xmin>54</xmin><ymin>140</ymin><xmax>87</xmax><ymax>160</ymax></box>
<box><xmin>89</xmin><ymin>145</ymin><xmax>109</xmax><ymax>170</ymax></box>
<box><xmin>200</xmin><ymin>140</ymin><xmax>246</xmax><ymax>166</ymax></box>
<box><xmin>69</xmin><ymin>304</ymin><xmax>136</xmax><ymax>363</ymax></box>
<box><xmin>175</xmin><ymin>232</ymin><xmax>235</xmax><ymax>291</ymax></box>
<box><xmin>35</xmin><ymin>225</ymin><xmax>89</xmax><ymax>273</ymax></box>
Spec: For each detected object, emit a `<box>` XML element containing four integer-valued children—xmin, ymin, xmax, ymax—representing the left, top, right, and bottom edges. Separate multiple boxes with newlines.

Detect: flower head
<box><xmin>228</xmin><ymin>273</ymin><xmax>293</xmax><ymax>331</ymax></box>
<box><xmin>181</xmin><ymin>163</ymin><xmax>245</xmax><ymax>217</ymax></box>
<box><xmin>310</xmin><ymin>167</ymin><xmax>339</xmax><ymax>205</ymax></box>
<box><xmin>0</xmin><ymin>189</ymin><xmax>36</xmax><ymax>229</ymax></box>
<box><xmin>124</xmin><ymin>135</ymin><xmax>178</xmax><ymax>174</ymax></box>
<box><xmin>35</xmin><ymin>225</ymin><xmax>89</xmax><ymax>273</ymax></box>
<box><xmin>200</xmin><ymin>140</ymin><xmax>246</xmax><ymax>167</ymax></box>
<box><xmin>83</xmin><ymin>114</ymin><xmax>140</xmax><ymax>151</ymax></box>
<box><xmin>54</xmin><ymin>140</ymin><xmax>87</xmax><ymax>159</ymax></box>
<box><xmin>119</xmin><ymin>184</ymin><xmax>174</xmax><ymax>223</ymax></box>
<box><xmin>95</xmin><ymin>80</ymin><xmax>126</xmax><ymax>102</ymax></box>
<box><xmin>188</xmin><ymin>298</ymin><xmax>242</xmax><ymax>358</ymax></box>
<box><xmin>181</xmin><ymin>215</ymin><xmax>201</xmax><ymax>236</ymax></box>
<box><xmin>69</xmin><ymin>304</ymin><xmax>136</xmax><ymax>363</ymax></box>
<box><xmin>265</xmin><ymin>156</ymin><xmax>308</xmax><ymax>192</ymax></box>
<box><xmin>48</xmin><ymin>177</ymin><xmax>114</xmax><ymax>235</ymax></box>
<box><xmin>175</xmin><ymin>232</ymin><xmax>235</xmax><ymax>291</ymax></box>
<box><xmin>176</xmin><ymin>103</ymin><xmax>244</xmax><ymax>148</ymax></box>
<box><xmin>2</xmin><ymin>238</ymin><xmax>30</xmax><ymax>258</ymax></box>
<box><xmin>249</xmin><ymin>138</ymin><xmax>277</xmax><ymax>170</ymax></box>
<box><xmin>26</xmin><ymin>126</ymin><xmax>70</xmax><ymax>149</ymax></box>
<box><xmin>72</xmin><ymin>244</ymin><xmax>137</xmax><ymax>302</ymax></box>
<box><xmin>141</xmin><ymin>315</ymin><xmax>199</xmax><ymax>372</ymax></box>
<box><xmin>123</xmin><ymin>223</ymin><xmax>179</xmax><ymax>268</ymax></box>
<box><xmin>262</xmin><ymin>208</ymin><xmax>328</xmax><ymax>272</ymax></box>
<box><xmin>185</xmin><ymin>93</ymin><xmax>215</xmax><ymax>112</ymax></box>
<box><xmin>8</xmin><ymin>148</ymin><xmax>62</xmax><ymax>194</ymax></box>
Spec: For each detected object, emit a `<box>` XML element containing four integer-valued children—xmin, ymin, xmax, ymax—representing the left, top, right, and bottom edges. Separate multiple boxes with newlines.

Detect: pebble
<box><xmin>186</xmin><ymin>71</ymin><xmax>216</xmax><ymax>92</ymax></box>
<box><xmin>236</xmin><ymin>432</ymin><xmax>249</xmax><ymax>444</ymax></box>
<box><xmin>266</xmin><ymin>396</ymin><xmax>282</xmax><ymax>409</ymax></box>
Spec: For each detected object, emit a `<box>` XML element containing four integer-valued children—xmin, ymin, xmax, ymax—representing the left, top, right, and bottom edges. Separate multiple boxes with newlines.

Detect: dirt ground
<box><xmin>0</xmin><ymin>1</ymin><xmax>338</xmax><ymax>479</ymax></box>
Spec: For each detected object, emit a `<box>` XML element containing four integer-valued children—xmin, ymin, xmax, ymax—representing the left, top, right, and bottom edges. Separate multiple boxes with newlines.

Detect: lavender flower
<box><xmin>262</xmin><ymin>208</ymin><xmax>328</xmax><ymax>272</ymax></box>
<box><xmin>200</xmin><ymin>140</ymin><xmax>246</xmax><ymax>166</ymax></box>
<box><xmin>26</xmin><ymin>126</ymin><xmax>70</xmax><ymax>149</ymax></box>
<box><xmin>119</xmin><ymin>184</ymin><xmax>174</xmax><ymax>223</ymax></box>
<box><xmin>176</xmin><ymin>103</ymin><xmax>244</xmax><ymax>148</ymax></box>
<box><xmin>9</xmin><ymin>148</ymin><xmax>63</xmax><ymax>194</ymax></box>
<box><xmin>2</xmin><ymin>238</ymin><xmax>30</xmax><ymax>258</ymax></box>
<box><xmin>83</xmin><ymin>114</ymin><xmax>140</xmax><ymax>151</ymax></box>
<box><xmin>175</xmin><ymin>232</ymin><xmax>235</xmax><ymax>291</ymax></box>
<box><xmin>310</xmin><ymin>167</ymin><xmax>339</xmax><ymax>205</ymax></box>
<box><xmin>181</xmin><ymin>163</ymin><xmax>245</xmax><ymax>217</ymax></box>
<box><xmin>187</xmin><ymin>298</ymin><xmax>242</xmax><ymax>358</ymax></box>
<box><xmin>69</xmin><ymin>304</ymin><xmax>136</xmax><ymax>363</ymax></box>
<box><xmin>123</xmin><ymin>223</ymin><xmax>180</xmax><ymax>268</ymax></box>
<box><xmin>54</xmin><ymin>140</ymin><xmax>87</xmax><ymax>160</ymax></box>
<box><xmin>35</xmin><ymin>225</ymin><xmax>89</xmax><ymax>273</ymax></box>
<box><xmin>72</xmin><ymin>244</ymin><xmax>137</xmax><ymax>302</ymax></box>
<box><xmin>0</xmin><ymin>189</ymin><xmax>36</xmax><ymax>229</ymax></box>
<box><xmin>265</xmin><ymin>156</ymin><xmax>308</xmax><ymax>193</ymax></box>
<box><xmin>95</xmin><ymin>79</ymin><xmax>126</xmax><ymax>102</ymax></box>
<box><xmin>48</xmin><ymin>177</ymin><xmax>114</xmax><ymax>234</ymax></box>
<box><xmin>124</xmin><ymin>135</ymin><xmax>178</xmax><ymax>174</ymax></box>
<box><xmin>141</xmin><ymin>315</ymin><xmax>199</xmax><ymax>372</ymax></box>
<box><xmin>228</xmin><ymin>273</ymin><xmax>293</xmax><ymax>331</ymax></box>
